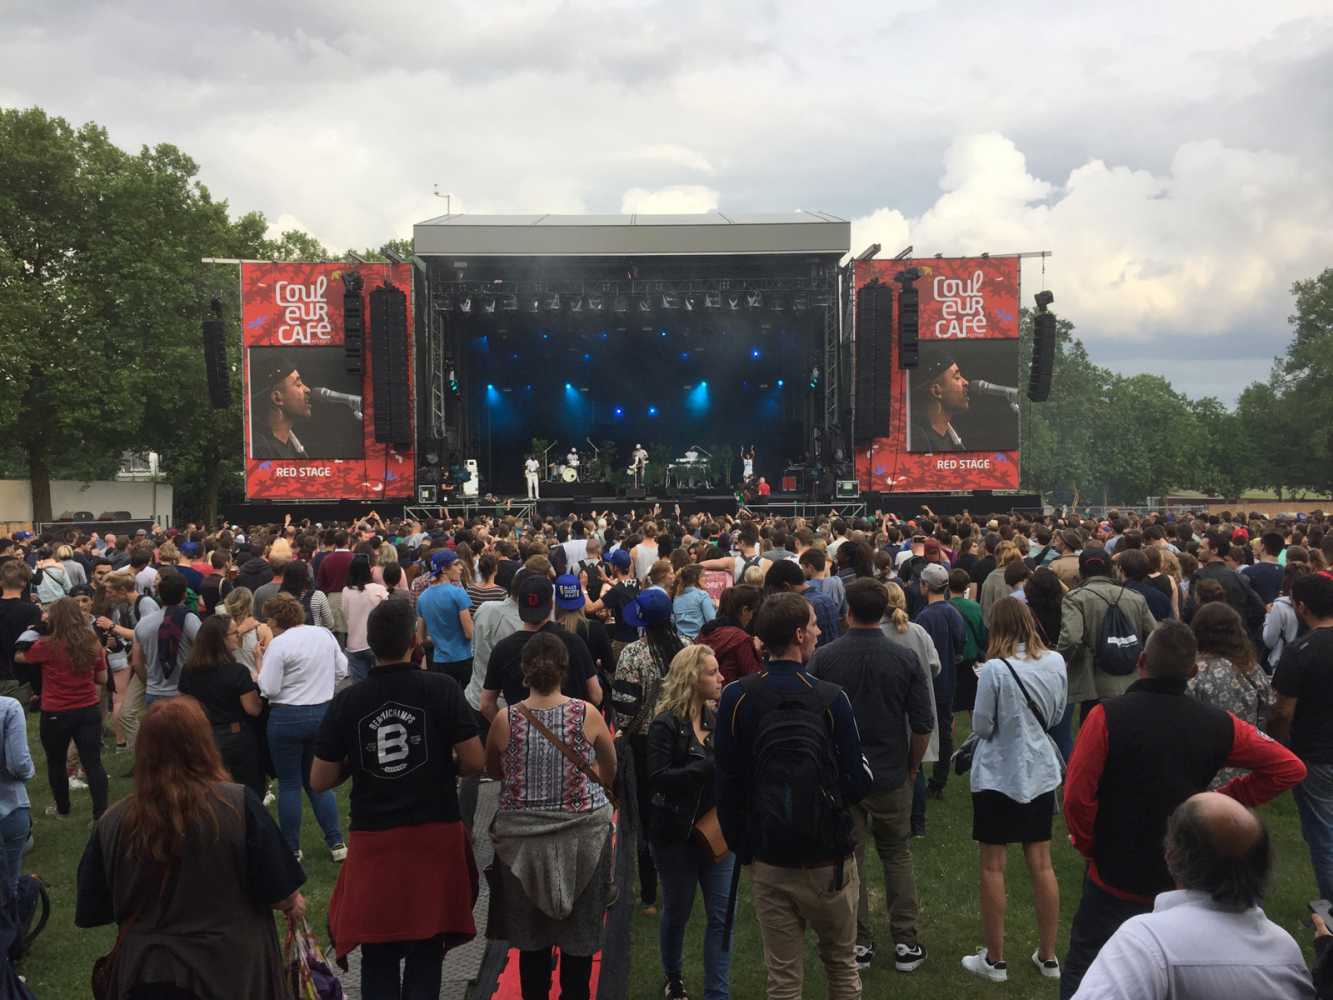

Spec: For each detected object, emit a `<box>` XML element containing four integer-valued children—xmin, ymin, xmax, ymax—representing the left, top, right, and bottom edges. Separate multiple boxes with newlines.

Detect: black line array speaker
<box><xmin>853</xmin><ymin>282</ymin><xmax>892</xmax><ymax>446</ymax></box>
<box><xmin>369</xmin><ymin>283</ymin><xmax>412</xmax><ymax>446</ymax></box>
<box><xmin>897</xmin><ymin>280</ymin><xmax>919</xmax><ymax>370</ymax></box>
<box><xmin>343</xmin><ymin>272</ymin><xmax>364</xmax><ymax>374</ymax></box>
<box><xmin>1029</xmin><ymin>310</ymin><xmax>1056</xmax><ymax>402</ymax></box>
<box><xmin>202</xmin><ymin>301</ymin><xmax>231</xmax><ymax>409</ymax></box>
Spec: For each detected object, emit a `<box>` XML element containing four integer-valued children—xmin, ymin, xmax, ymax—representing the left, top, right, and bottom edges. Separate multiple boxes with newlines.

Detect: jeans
<box><xmin>518</xmin><ymin>948</ymin><xmax>593</xmax><ymax>1000</ymax></box>
<box><xmin>346</xmin><ymin>648</ymin><xmax>375</xmax><ymax>683</ymax></box>
<box><xmin>267</xmin><ymin>703</ymin><xmax>343</xmax><ymax>853</ymax></box>
<box><xmin>39</xmin><ymin>705</ymin><xmax>108</xmax><ymax>817</ymax></box>
<box><xmin>1059</xmin><ymin>871</ymin><xmax>1152</xmax><ymax>1000</ymax></box>
<box><xmin>1295</xmin><ymin>762</ymin><xmax>1333</xmax><ymax>903</ymax></box>
<box><xmin>143</xmin><ymin>692</ymin><xmax>176</xmax><ymax>709</ymax></box>
<box><xmin>651</xmin><ymin>840</ymin><xmax>735</xmax><ymax>999</ymax></box>
<box><xmin>361</xmin><ymin>935</ymin><xmax>445</xmax><ymax>999</ymax></box>
<box><xmin>852</xmin><ymin>782</ymin><xmax>918</xmax><ymax>948</ymax></box>
<box><xmin>0</xmin><ymin>808</ymin><xmax>30</xmax><ymax>894</ymax></box>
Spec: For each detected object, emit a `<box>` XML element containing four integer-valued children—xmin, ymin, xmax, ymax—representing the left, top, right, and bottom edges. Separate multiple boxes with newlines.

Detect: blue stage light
<box><xmin>680</xmin><ymin>351</ymin><xmax>690</xmax><ymax>361</ymax></box>
<box><xmin>648</xmin><ymin>405</ymin><xmax>658</xmax><ymax>417</ymax></box>
<box><xmin>751</xmin><ymin>348</ymin><xmax>761</xmax><ymax>359</ymax></box>
<box><xmin>777</xmin><ymin>378</ymin><xmax>785</xmax><ymax>387</ymax></box>
<box><xmin>660</xmin><ymin>329</ymin><xmax>668</xmax><ymax>337</ymax></box>
<box><xmin>614</xmin><ymin>406</ymin><xmax>624</xmax><ymax>418</ymax></box>
<box><xmin>564</xmin><ymin>382</ymin><xmax>573</xmax><ymax>390</ymax></box>
<box><xmin>583</xmin><ymin>353</ymin><xmax>591</xmax><ymax>361</ymax></box>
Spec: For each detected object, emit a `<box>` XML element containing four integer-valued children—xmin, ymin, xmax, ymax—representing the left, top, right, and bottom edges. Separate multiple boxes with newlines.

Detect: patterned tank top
<box><xmin>499</xmin><ymin>699</ymin><xmax>608</xmax><ymax>813</ymax></box>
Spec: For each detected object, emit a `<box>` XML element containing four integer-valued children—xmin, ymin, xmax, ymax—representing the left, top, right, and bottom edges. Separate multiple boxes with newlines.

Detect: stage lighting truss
<box><xmin>569</xmin><ymin>295</ymin><xmax>584</xmax><ymax>314</ymax></box>
<box><xmin>459</xmin><ymin>295</ymin><xmax>472</xmax><ymax>314</ymax></box>
<box><xmin>746</xmin><ymin>291</ymin><xmax>763</xmax><ymax>309</ymax></box>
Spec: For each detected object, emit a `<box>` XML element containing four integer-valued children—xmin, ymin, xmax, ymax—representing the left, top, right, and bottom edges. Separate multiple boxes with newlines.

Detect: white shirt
<box><xmin>524</xmin><ymin>458</ymin><xmax>539</xmax><ymax>475</ymax></box>
<box><xmin>566</xmin><ymin>451</ymin><xmax>579</xmax><ymax>466</ymax></box>
<box><xmin>1073</xmin><ymin>890</ymin><xmax>1313</xmax><ymax>999</ymax></box>
<box><xmin>135</xmin><ymin>565</ymin><xmax>159</xmax><ymax>595</ymax></box>
<box><xmin>743</xmin><ymin>457</ymin><xmax>754</xmax><ymax>477</ymax></box>
<box><xmin>258</xmin><ymin>625</ymin><xmax>347</xmax><ymax>705</ymax></box>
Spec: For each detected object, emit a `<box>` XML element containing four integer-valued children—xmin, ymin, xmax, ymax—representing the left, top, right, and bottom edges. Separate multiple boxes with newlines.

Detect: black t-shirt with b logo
<box><xmin>314</xmin><ymin>663</ymin><xmax>478</xmax><ymax>832</ymax></box>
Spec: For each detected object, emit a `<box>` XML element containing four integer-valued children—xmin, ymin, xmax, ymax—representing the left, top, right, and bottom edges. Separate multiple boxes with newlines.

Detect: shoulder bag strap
<box><xmin>999</xmin><ymin>656</ymin><xmax>1049</xmax><ymax>730</ymax></box>
<box><xmin>515</xmin><ymin>703</ymin><xmax>619</xmax><ymax>810</ymax></box>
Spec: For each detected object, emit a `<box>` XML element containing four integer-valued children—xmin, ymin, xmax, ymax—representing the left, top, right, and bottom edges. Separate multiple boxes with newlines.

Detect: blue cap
<box><xmin>554</xmin><ymin>574</ymin><xmax>585</xmax><ymax>611</ymax></box>
<box><xmin>431</xmin><ymin>549</ymin><xmax>458</xmax><ymax>575</ymax></box>
<box><xmin>623</xmin><ymin>588</ymin><xmax>673</xmax><ymax>629</ymax></box>
<box><xmin>607</xmin><ymin>549</ymin><xmax>632</xmax><ymax>572</ymax></box>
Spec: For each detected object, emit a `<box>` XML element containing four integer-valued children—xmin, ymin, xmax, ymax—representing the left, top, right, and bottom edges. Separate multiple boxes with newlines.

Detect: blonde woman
<box><xmin>980</xmin><ymin>543</ymin><xmax>1023</xmax><ymax>625</ymax></box>
<box><xmin>646</xmin><ymin>645</ymin><xmax>732</xmax><ymax>1000</ymax></box>
<box><xmin>962</xmin><ymin>597</ymin><xmax>1066</xmax><ymax>983</ymax></box>
<box><xmin>221</xmin><ymin>587</ymin><xmax>271</xmax><ymax>682</ymax></box>
<box><xmin>880</xmin><ymin>582</ymin><xmax>941</xmax><ymax>809</ymax></box>
<box><xmin>370</xmin><ymin>541</ymin><xmax>399</xmax><ymax>587</ymax></box>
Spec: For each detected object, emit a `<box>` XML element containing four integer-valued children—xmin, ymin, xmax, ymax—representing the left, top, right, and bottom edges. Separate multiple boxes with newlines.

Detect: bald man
<box><xmin>1072</xmin><ymin>793</ymin><xmax>1313</xmax><ymax>998</ymax></box>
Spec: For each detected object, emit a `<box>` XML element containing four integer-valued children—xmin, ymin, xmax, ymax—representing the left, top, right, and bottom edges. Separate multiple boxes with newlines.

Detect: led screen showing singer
<box><xmin>906</xmin><ymin>340</ymin><xmax>1020</xmax><ymax>453</ymax></box>
<box><xmin>248</xmin><ymin>346</ymin><xmax>365</xmax><ymax>460</ymax></box>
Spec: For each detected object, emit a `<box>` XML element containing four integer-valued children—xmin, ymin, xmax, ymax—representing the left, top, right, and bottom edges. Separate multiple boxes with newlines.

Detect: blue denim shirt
<box><xmin>0</xmin><ymin>697</ymin><xmax>34</xmax><ymax>817</ymax></box>
<box><xmin>970</xmin><ymin>646</ymin><xmax>1067</xmax><ymax>804</ymax></box>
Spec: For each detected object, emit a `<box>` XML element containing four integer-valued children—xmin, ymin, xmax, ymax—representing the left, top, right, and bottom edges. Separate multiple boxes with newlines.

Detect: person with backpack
<box><xmin>960</xmin><ymin>598</ymin><xmax>1067</xmax><ymax>983</ymax></box>
<box><xmin>1055</xmin><ymin>547</ymin><xmax>1157</xmax><ymax>726</ymax></box>
<box><xmin>129</xmin><ymin>570</ymin><xmax>200</xmax><ymax>712</ymax></box>
<box><xmin>715</xmin><ymin>592</ymin><xmax>873</xmax><ymax>1000</ymax></box>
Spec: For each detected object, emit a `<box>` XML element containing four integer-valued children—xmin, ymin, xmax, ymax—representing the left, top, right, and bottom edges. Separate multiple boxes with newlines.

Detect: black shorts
<box><xmin>971</xmin><ymin>789</ymin><xmax>1055</xmax><ymax>845</ymax></box>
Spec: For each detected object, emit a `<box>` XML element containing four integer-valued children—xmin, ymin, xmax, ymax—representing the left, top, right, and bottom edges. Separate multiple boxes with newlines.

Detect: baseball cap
<box><xmin>623</xmin><ymin>588</ymin><xmax>673</xmax><ymax>629</ymax></box>
<box><xmin>179</xmin><ymin>541</ymin><xmax>200</xmax><ymax>557</ymax></box>
<box><xmin>920</xmin><ymin>563</ymin><xmax>950</xmax><ymax>591</ymax></box>
<box><xmin>1231</xmin><ymin>527</ymin><xmax>1250</xmax><ymax>543</ymax></box>
<box><xmin>431</xmin><ymin>549</ymin><xmax>458</xmax><ymax>575</ymax></box>
<box><xmin>554</xmin><ymin>574</ymin><xmax>585</xmax><ymax>611</ymax></box>
<box><xmin>920</xmin><ymin>352</ymin><xmax>958</xmax><ymax>383</ymax></box>
<box><xmin>607</xmin><ymin>549</ymin><xmax>632</xmax><ymax>573</ymax></box>
<box><xmin>923</xmin><ymin>539</ymin><xmax>942</xmax><ymax>560</ymax></box>
<box><xmin>1079</xmin><ymin>548</ymin><xmax>1111</xmax><ymax>575</ymax></box>
<box><xmin>517</xmin><ymin>574</ymin><xmax>554</xmax><ymax>624</ymax></box>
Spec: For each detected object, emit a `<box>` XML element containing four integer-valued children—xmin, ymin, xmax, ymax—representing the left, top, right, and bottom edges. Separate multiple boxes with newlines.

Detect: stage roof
<box><xmin>413</xmin><ymin>212</ymin><xmax>850</xmax><ymax>258</ymax></box>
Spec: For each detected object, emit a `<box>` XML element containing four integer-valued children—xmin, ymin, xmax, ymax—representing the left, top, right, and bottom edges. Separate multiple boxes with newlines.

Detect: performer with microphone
<box><xmin>313</xmin><ymin>386</ymin><xmax>363</xmax><ymax>421</ymax></box>
<box><xmin>629</xmin><ymin>443</ymin><xmax>648</xmax><ymax>488</ymax></box>
<box><xmin>250</xmin><ymin>361</ymin><xmax>311</xmax><ymax>460</ymax></box>
<box><xmin>524</xmin><ymin>454</ymin><xmax>541</xmax><ymax>499</ymax></box>
<box><xmin>909</xmin><ymin>353</ymin><xmax>970</xmax><ymax>452</ymax></box>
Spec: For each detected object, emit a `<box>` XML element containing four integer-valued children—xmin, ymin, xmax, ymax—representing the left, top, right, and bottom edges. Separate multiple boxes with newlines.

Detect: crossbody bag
<box><xmin>514</xmin><ymin>703</ymin><xmax>619</xmax><ymax>810</ymax></box>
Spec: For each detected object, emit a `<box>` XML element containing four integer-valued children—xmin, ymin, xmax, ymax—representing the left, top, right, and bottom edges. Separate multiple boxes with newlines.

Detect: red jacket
<box><xmin>697</xmin><ymin>622</ymin><xmax>762</xmax><ymax>685</ymax></box>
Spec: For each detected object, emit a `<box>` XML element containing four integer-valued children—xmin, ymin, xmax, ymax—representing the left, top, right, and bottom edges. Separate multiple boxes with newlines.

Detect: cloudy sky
<box><xmin>4</xmin><ymin>1</ymin><xmax>1331</xmax><ymax>402</ymax></box>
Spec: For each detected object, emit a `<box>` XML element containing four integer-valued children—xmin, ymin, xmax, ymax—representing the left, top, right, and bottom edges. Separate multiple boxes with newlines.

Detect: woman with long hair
<box><xmin>17</xmin><ymin>596</ymin><xmax>109</xmax><ymax>819</ymax></box>
<box><xmin>1189</xmin><ymin>601</ymin><xmax>1274</xmax><ymax>786</ymax></box>
<box><xmin>279</xmin><ymin>561</ymin><xmax>334</xmax><ymax>631</ymax></box>
<box><xmin>611</xmin><ymin>590</ymin><xmax>685</xmax><ymax>915</ymax></box>
<box><xmin>962</xmin><ymin>598</ymin><xmax>1066</xmax><ymax>983</ymax></box>
<box><xmin>647</xmin><ymin>645</ymin><xmax>732</xmax><ymax>1000</ymax></box>
<box><xmin>980</xmin><ymin>543</ymin><xmax>1023</xmax><ymax>626</ymax></box>
<box><xmin>220</xmin><ymin>586</ymin><xmax>271</xmax><ymax>681</ymax></box>
<box><xmin>371</xmin><ymin>540</ymin><xmax>399</xmax><ymax>587</ymax></box>
<box><xmin>697</xmin><ymin>585</ymin><xmax>763</xmax><ymax>684</ymax></box>
<box><xmin>454</xmin><ymin>542</ymin><xmax>476</xmax><ymax>590</ymax></box>
<box><xmin>177</xmin><ymin>615</ymin><xmax>264</xmax><ymax>796</ymax></box>
<box><xmin>75</xmin><ymin>697</ymin><xmax>306</xmax><ymax>998</ymax></box>
<box><xmin>1144</xmin><ymin>545</ymin><xmax>1181</xmax><ymax>619</ymax></box>
<box><xmin>486</xmin><ymin>633</ymin><xmax>616</xmax><ymax>1000</ymax></box>
<box><xmin>554</xmin><ymin>576</ymin><xmax>614</xmax><ymax>685</ymax></box>
<box><xmin>341</xmin><ymin>555</ymin><xmax>388</xmax><ymax>683</ymax></box>
<box><xmin>670</xmin><ymin>565</ymin><xmax>716</xmax><ymax>641</ymax></box>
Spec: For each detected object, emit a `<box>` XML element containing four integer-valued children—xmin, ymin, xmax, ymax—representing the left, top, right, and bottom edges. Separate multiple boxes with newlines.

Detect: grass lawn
<box><xmin>18</xmin><ymin>712</ymin><xmax>1325</xmax><ymax>998</ymax></box>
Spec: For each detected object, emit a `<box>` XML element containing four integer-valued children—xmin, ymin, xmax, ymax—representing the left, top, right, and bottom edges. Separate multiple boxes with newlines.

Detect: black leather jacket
<box><xmin>646</xmin><ymin>705</ymin><xmax>717</xmax><ymax>846</ymax></box>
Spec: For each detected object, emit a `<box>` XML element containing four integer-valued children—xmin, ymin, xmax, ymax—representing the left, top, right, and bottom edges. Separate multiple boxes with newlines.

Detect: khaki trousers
<box><xmin>119</xmin><ymin>672</ymin><xmax>146</xmax><ymax>750</ymax></box>
<box><xmin>750</xmin><ymin>857</ymin><xmax>861</xmax><ymax>1000</ymax></box>
<box><xmin>852</xmin><ymin>781</ymin><xmax>920</xmax><ymax>948</ymax></box>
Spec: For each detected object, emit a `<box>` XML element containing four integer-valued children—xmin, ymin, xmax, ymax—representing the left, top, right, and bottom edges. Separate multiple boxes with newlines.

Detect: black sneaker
<box><xmin>911</xmin><ymin>817</ymin><xmax>926</xmax><ymax>839</ymax></box>
<box><xmin>854</xmin><ymin>944</ymin><xmax>874</xmax><ymax>970</ymax></box>
<box><xmin>926</xmin><ymin>784</ymin><xmax>945</xmax><ymax>801</ymax></box>
<box><xmin>663</xmin><ymin>976</ymin><xmax>688</xmax><ymax>999</ymax></box>
<box><xmin>895</xmin><ymin>942</ymin><xmax>927</xmax><ymax>972</ymax></box>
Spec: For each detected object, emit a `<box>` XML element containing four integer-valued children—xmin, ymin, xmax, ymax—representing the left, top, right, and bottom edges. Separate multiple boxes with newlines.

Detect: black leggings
<box><xmin>630</xmin><ymin>734</ymin><xmax>657</xmax><ymax>905</ymax></box>
<box><xmin>519</xmin><ymin>948</ymin><xmax>593</xmax><ymax>1000</ymax></box>
<box><xmin>40</xmin><ymin>704</ymin><xmax>108</xmax><ymax>818</ymax></box>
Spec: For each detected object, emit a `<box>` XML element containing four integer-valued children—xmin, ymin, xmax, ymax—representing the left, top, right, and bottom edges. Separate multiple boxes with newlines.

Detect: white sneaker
<box><xmin>961</xmin><ymin>947</ymin><xmax>1008</xmax><ymax>982</ymax></box>
<box><xmin>68</xmin><ymin>777</ymin><xmax>88</xmax><ymax>791</ymax></box>
<box><xmin>1032</xmin><ymin>950</ymin><xmax>1060</xmax><ymax>978</ymax></box>
<box><xmin>330</xmin><ymin>842</ymin><xmax>348</xmax><ymax>862</ymax></box>
<box><xmin>263</xmin><ymin>791</ymin><xmax>276</xmax><ymax>807</ymax></box>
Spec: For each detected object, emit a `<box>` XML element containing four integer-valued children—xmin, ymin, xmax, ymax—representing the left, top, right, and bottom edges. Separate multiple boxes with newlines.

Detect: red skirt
<box><xmin>327</xmin><ymin>820</ymin><xmax>479</xmax><ymax>959</ymax></box>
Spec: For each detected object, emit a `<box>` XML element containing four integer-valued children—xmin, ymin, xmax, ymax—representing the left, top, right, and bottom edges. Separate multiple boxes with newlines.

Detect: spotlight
<box><xmin>777</xmin><ymin>378</ymin><xmax>785</xmax><ymax>388</ymax></box>
<box><xmin>565</xmin><ymin>382</ymin><xmax>573</xmax><ymax>390</ymax></box>
<box><xmin>483</xmin><ymin>295</ymin><xmax>497</xmax><ymax>314</ymax></box>
<box><xmin>746</xmin><ymin>291</ymin><xmax>762</xmax><ymax>309</ymax></box>
<box><xmin>638</xmin><ymin>296</ymin><xmax>652</xmax><ymax>314</ymax></box>
<box><xmin>502</xmin><ymin>293</ymin><xmax>518</xmax><ymax>312</ymax></box>
<box><xmin>661</xmin><ymin>292</ymin><xmax>680</xmax><ymax>310</ymax></box>
<box><xmin>459</xmin><ymin>295</ymin><xmax>472</xmax><ymax>315</ymax></box>
<box><xmin>751</xmin><ymin>348</ymin><xmax>761</xmax><ymax>359</ymax></box>
<box><xmin>569</xmin><ymin>295</ymin><xmax>584</xmax><ymax>314</ymax></box>
<box><xmin>547</xmin><ymin>292</ymin><xmax>561</xmax><ymax>311</ymax></box>
<box><xmin>727</xmin><ymin>294</ymin><xmax>741</xmax><ymax>312</ymax></box>
<box><xmin>614</xmin><ymin>406</ymin><xmax>624</xmax><ymax>417</ymax></box>
<box><xmin>683</xmin><ymin>293</ymin><xmax>697</xmax><ymax>312</ymax></box>
<box><xmin>587</xmin><ymin>294</ymin><xmax>604</xmax><ymax>313</ymax></box>
<box><xmin>809</xmin><ymin>365</ymin><xmax>820</xmax><ymax>390</ymax></box>
<box><xmin>648</xmin><ymin>405</ymin><xmax>658</xmax><ymax>417</ymax></box>
<box><xmin>527</xmin><ymin>294</ymin><xmax>541</xmax><ymax>314</ymax></box>
<box><xmin>704</xmin><ymin>291</ymin><xmax>722</xmax><ymax>310</ymax></box>
<box><xmin>1035</xmin><ymin>290</ymin><xmax>1055</xmax><ymax>312</ymax></box>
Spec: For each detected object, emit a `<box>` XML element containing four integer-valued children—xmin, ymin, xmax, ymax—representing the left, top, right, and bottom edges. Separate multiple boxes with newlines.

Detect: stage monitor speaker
<box><xmin>202</xmin><ymin>313</ymin><xmax>231</xmax><ymax>410</ymax></box>
<box><xmin>835</xmin><ymin>479</ymin><xmax>860</xmax><ymax>499</ymax></box>
<box><xmin>853</xmin><ymin>282</ymin><xmax>892</xmax><ymax>445</ymax></box>
<box><xmin>344</xmin><ymin>273</ymin><xmax>364</xmax><ymax>374</ymax></box>
<box><xmin>369</xmin><ymin>284</ymin><xmax>412</xmax><ymax>446</ymax></box>
<box><xmin>417</xmin><ymin>484</ymin><xmax>437</xmax><ymax>504</ymax></box>
<box><xmin>897</xmin><ymin>282</ymin><xmax>919</xmax><ymax>370</ymax></box>
<box><xmin>1029</xmin><ymin>310</ymin><xmax>1056</xmax><ymax>402</ymax></box>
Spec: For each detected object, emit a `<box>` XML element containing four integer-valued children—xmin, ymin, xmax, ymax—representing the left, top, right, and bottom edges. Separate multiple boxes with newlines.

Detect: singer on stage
<box><xmin>909</xmin><ymin>353</ymin><xmax>969</xmax><ymax>452</ymax></box>
<box><xmin>250</xmin><ymin>362</ymin><xmax>311</xmax><ymax>460</ymax></box>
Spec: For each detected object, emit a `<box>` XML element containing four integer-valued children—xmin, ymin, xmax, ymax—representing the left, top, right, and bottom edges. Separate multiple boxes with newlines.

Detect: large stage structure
<box><xmin>219</xmin><ymin>213</ymin><xmax>1047</xmax><ymax>524</ymax></box>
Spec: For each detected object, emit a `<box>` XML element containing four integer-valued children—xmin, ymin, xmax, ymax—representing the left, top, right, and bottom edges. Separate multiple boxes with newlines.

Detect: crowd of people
<box><xmin>1</xmin><ymin>503</ymin><xmax>1333</xmax><ymax>997</ymax></box>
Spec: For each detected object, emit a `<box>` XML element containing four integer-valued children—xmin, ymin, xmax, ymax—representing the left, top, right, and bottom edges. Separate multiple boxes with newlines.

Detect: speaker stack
<box><xmin>202</xmin><ymin>297</ymin><xmax>231</xmax><ymax>409</ymax></box>
<box><xmin>1029</xmin><ymin>291</ymin><xmax>1056</xmax><ymax>402</ymax></box>
<box><xmin>369</xmin><ymin>283</ymin><xmax>412</xmax><ymax>446</ymax></box>
<box><xmin>343</xmin><ymin>272</ymin><xmax>364</xmax><ymax>374</ymax></box>
<box><xmin>853</xmin><ymin>281</ymin><xmax>893</xmax><ymax>446</ymax></box>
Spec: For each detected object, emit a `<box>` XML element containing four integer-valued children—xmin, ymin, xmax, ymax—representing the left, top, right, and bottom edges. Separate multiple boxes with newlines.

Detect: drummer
<box><xmin>566</xmin><ymin>446</ymin><xmax>580</xmax><ymax>480</ymax></box>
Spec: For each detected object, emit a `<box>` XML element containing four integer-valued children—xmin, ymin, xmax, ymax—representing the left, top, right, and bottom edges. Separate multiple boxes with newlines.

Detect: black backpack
<box><xmin>156</xmin><ymin>605</ymin><xmax>191</xmax><ymax>681</ymax></box>
<box><xmin>1089</xmin><ymin>586</ymin><xmax>1141</xmax><ymax>676</ymax></box>
<box><xmin>742</xmin><ymin>674</ymin><xmax>855</xmax><ymax>864</ymax></box>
